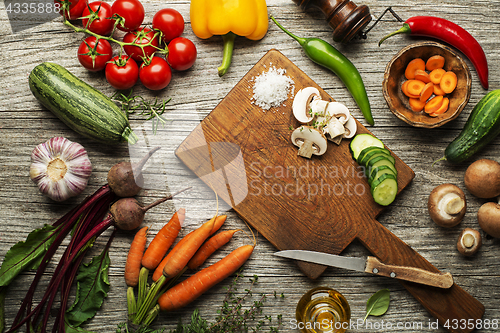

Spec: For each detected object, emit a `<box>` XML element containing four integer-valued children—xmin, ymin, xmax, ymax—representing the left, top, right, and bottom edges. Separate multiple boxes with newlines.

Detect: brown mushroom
<box><xmin>477</xmin><ymin>197</ymin><xmax>500</xmax><ymax>238</ymax></box>
<box><xmin>464</xmin><ymin>159</ymin><xmax>500</xmax><ymax>199</ymax></box>
<box><xmin>428</xmin><ymin>184</ymin><xmax>466</xmax><ymax>228</ymax></box>
<box><xmin>457</xmin><ymin>228</ymin><xmax>482</xmax><ymax>256</ymax></box>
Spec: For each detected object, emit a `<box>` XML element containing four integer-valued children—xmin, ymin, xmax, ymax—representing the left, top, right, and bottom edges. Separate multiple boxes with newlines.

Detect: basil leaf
<box><xmin>65</xmin><ymin>247</ymin><xmax>110</xmax><ymax>328</ymax></box>
<box><xmin>364</xmin><ymin>289</ymin><xmax>390</xmax><ymax>321</ymax></box>
<box><xmin>0</xmin><ymin>224</ymin><xmax>59</xmax><ymax>287</ymax></box>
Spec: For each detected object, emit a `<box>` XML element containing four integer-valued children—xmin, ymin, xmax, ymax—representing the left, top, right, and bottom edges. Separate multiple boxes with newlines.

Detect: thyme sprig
<box><xmin>112</xmin><ymin>90</ymin><xmax>171</xmax><ymax>134</ymax></box>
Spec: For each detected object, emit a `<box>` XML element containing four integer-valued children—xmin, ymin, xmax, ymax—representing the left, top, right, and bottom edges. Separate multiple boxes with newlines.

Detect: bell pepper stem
<box><xmin>378</xmin><ymin>23</ymin><xmax>411</xmax><ymax>46</ymax></box>
<box><xmin>218</xmin><ymin>32</ymin><xmax>236</xmax><ymax>77</ymax></box>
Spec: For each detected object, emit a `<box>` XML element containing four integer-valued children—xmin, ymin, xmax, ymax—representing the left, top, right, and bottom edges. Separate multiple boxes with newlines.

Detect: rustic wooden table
<box><xmin>1</xmin><ymin>0</ymin><xmax>499</xmax><ymax>332</ymax></box>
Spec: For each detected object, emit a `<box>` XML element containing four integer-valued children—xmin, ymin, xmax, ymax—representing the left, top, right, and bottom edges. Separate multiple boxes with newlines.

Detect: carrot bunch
<box><xmin>123</xmin><ymin>208</ymin><xmax>253</xmax><ymax>327</ymax></box>
<box><xmin>401</xmin><ymin>55</ymin><xmax>457</xmax><ymax>117</ymax></box>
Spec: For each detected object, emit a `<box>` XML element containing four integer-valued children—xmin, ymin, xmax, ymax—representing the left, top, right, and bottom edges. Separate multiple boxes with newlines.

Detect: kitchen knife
<box><xmin>274</xmin><ymin>250</ymin><xmax>453</xmax><ymax>289</ymax></box>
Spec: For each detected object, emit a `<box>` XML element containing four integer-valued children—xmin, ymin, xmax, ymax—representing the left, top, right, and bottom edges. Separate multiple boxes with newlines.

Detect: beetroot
<box><xmin>108</xmin><ymin>147</ymin><xmax>160</xmax><ymax>197</ymax></box>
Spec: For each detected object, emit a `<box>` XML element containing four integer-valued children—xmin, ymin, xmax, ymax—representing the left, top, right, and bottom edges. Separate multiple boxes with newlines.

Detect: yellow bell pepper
<box><xmin>190</xmin><ymin>0</ymin><xmax>268</xmax><ymax>76</ymax></box>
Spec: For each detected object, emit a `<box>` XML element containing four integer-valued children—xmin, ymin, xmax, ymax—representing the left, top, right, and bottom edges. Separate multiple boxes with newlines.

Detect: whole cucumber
<box><xmin>445</xmin><ymin>89</ymin><xmax>500</xmax><ymax>163</ymax></box>
<box><xmin>29</xmin><ymin>62</ymin><xmax>138</xmax><ymax>144</ymax></box>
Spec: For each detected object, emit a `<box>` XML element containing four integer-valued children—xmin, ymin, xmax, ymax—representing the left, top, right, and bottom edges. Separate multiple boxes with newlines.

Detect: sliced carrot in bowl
<box><xmin>419</xmin><ymin>82</ymin><xmax>434</xmax><ymax>102</ymax></box>
<box><xmin>414</xmin><ymin>69</ymin><xmax>431</xmax><ymax>83</ymax></box>
<box><xmin>405</xmin><ymin>58</ymin><xmax>425</xmax><ymax>80</ymax></box>
<box><xmin>426</xmin><ymin>55</ymin><xmax>445</xmax><ymax>71</ymax></box>
<box><xmin>409</xmin><ymin>97</ymin><xmax>426</xmax><ymax>112</ymax></box>
<box><xmin>406</xmin><ymin>79</ymin><xmax>426</xmax><ymax>96</ymax></box>
<box><xmin>440</xmin><ymin>71</ymin><xmax>458</xmax><ymax>94</ymax></box>
<box><xmin>433</xmin><ymin>84</ymin><xmax>446</xmax><ymax>96</ymax></box>
<box><xmin>424</xmin><ymin>95</ymin><xmax>444</xmax><ymax>114</ymax></box>
<box><xmin>430</xmin><ymin>68</ymin><xmax>446</xmax><ymax>85</ymax></box>
<box><xmin>401</xmin><ymin>80</ymin><xmax>420</xmax><ymax>98</ymax></box>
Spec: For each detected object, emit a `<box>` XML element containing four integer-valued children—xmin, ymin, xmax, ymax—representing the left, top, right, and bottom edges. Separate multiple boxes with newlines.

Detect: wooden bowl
<box><xmin>382</xmin><ymin>41</ymin><xmax>472</xmax><ymax>128</ymax></box>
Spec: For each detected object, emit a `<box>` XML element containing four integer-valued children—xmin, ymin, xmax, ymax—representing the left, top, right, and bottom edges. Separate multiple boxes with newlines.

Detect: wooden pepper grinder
<box><xmin>292</xmin><ymin>0</ymin><xmax>372</xmax><ymax>43</ymax></box>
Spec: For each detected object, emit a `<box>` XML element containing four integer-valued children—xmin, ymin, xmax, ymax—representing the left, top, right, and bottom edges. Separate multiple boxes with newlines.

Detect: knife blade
<box><xmin>274</xmin><ymin>250</ymin><xmax>453</xmax><ymax>289</ymax></box>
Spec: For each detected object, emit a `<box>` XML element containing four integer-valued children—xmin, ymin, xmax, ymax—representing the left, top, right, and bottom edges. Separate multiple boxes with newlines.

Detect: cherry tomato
<box><xmin>167</xmin><ymin>37</ymin><xmax>197</xmax><ymax>71</ymax></box>
<box><xmin>105</xmin><ymin>56</ymin><xmax>139</xmax><ymax>90</ymax></box>
<box><xmin>139</xmin><ymin>57</ymin><xmax>172</xmax><ymax>91</ymax></box>
<box><xmin>55</xmin><ymin>0</ymin><xmax>87</xmax><ymax>20</ymax></box>
<box><xmin>77</xmin><ymin>36</ymin><xmax>113</xmax><ymax>72</ymax></box>
<box><xmin>123</xmin><ymin>27</ymin><xmax>160</xmax><ymax>62</ymax></box>
<box><xmin>111</xmin><ymin>0</ymin><xmax>144</xmax><ymax>32</ymax></box>
<box><xmin>152</xmin><ymin>8</ymin><xmax>184</xmax><ymax>43</ymax></box>
<box><xmin>81</xmin><ymin>1</ymin><xmax>114</xmax><ymax>36</ymax></box>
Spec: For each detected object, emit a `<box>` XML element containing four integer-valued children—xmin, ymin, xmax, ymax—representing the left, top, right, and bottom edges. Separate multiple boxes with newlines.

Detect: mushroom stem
<box><xmin>457</xmin><ymin>228</ymin><xmax>482</xmax><ymax>256</ymax></box>
<box><xmin>439</xmin><ymin>193</ymin><xmax>466</xmax><ymax>216</ymax></box>
<box><xmin>298</xmin><ymin>139</ymin><xmax>315</xmax><ymax>158</ymax></box>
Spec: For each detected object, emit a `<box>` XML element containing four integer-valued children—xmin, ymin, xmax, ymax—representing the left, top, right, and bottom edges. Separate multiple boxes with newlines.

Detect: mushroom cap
<box><xmin>292</xmin><ymin>87</ymin><xmax>320</xmax><ymax>123</ymax></box>
<box><xmin>291</xmin><ymin>126</ymin><xmax>328</xmax><ymax>156</ymax></box>
<box><xmin>428</xmin><ymin>183</ymin><xmax>466</xmax><ymax>228</ymax></box>
<box><xmin>464</xmin><ymin>159</ymin><xmax>500</xmax><ymax>199</ymax></box>
<box><xmin>325</xmin><ymin>102</ymin><xmax>351</xmax><ymax>125</ymax></box>
<box><xmin>342</xmin><ymin>115</ymin><xmax>357</xmax><ymax>139</ymax></box>
<box><xmin>477</xmin><ymin>201</ymin><xmax>500</xmax><ymax>238</ymax></box>
<box><xmin>457</xmin><ymin>228</ymin><xmax>482</xmax><ymax>256</ymax></box>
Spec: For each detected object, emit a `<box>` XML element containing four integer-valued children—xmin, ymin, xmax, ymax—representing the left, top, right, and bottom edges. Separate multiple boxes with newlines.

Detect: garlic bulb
<box><xmin>30</xmin><ymin>137</ymin><xmax>92</xmax><ymax>202</ymax></box>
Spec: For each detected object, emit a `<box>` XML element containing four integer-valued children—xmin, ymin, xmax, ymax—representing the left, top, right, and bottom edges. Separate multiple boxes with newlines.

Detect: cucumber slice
<box><xmin>368</xmin><ymin>165</ymin><xmax>397</xmax><ymax>185</ymax></box>
<box><xmin>371</xmin><ymin>173</ymin><xmax>398</xmax><ymax>206</ymax></box>
<box><xmin>359</xmin><ymin>150</ymin><xmax>395</xmax><ymax>167</ymax></box>
<box><xmin>350</xmin><ymin>134</ymin><xmax>384</xmax><ymax>161</ymax></box>
<box><xmin>366</xmin><ymin>156</ymin><xmax>398</xmax><ymax>177</ymax></box>
<box><xmin>357</xmin><ymin>147</ymin><xmax>391</xmax><ymax>165</ymax></box>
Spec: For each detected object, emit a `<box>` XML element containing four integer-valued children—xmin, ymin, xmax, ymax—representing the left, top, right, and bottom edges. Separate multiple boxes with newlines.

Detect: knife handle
<box><xmin>365</xmin><ymin>256</ymin><xmax>454</xmax><ymax>289</ymax></box>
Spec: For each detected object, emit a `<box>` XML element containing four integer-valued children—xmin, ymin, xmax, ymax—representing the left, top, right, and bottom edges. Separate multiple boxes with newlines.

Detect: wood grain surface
<box><xmin>1</xmin><ymin>0</ymin><xmax>500</xmax><ymax>332</ymax></box>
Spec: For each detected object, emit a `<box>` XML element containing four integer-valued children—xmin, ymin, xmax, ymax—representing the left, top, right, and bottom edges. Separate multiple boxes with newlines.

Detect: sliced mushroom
<box><xmin>325</xmin><ymin>102</ymin><xmax>351</xmax><ymax>125</ymax></box>
<box><xmin>323</xmin><ymin>116</ymin><xmax>345</xmax><ymax>145</ymax></box>
<box><xmin>292</xmin><ymin>87</ymin><xmax>321</xmax><ymax>123</ymax></box>
<box><xmin>428</xmin><ymin>184</ymin><xmax>466</xmax><ymax>228</ymax></box>
<box><xmin>309</xmin><ymin>98</ymin><xmax>329</xmax><ymax>118</ymax></box>
<box><xmin>457</xmin><ymin>228</ymin><xmax>482</xmax><ymax>256</ymax></box>
<box><xmin>291</xmin><ymin>126</ymin><xmax>328</xmax><ymax>159</ymax></box>
<box><xmin>342</xmin><ymin>115</ymin><xmax>357</xmax><ymax>139</ymax></box>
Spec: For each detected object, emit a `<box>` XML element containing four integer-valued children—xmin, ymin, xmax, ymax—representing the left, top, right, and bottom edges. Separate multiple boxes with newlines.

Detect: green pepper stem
<box><xmin>378</xmin><ymin>23</ymin><xmax>411</xmax><ymax>46</ymax></box>
<box><xmin>218</xmin><ymin>32</ymin><xmax>237</xmax><ymax>77</ymax></box>
<box><xmin>270</xmin><ymin>16</ymin><xmax>307</xmax><ymax>47</ymax></box>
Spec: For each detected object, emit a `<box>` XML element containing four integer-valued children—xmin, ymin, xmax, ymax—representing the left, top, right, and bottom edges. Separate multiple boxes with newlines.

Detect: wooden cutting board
<box><xmin>175</xmin><ymin>49</ymin><xmax>484</xmax><ymax>333</ymax></box>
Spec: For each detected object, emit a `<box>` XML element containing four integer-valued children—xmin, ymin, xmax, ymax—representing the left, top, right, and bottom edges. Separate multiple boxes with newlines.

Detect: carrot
<box><xmin>430</xmin><ymin>68</ymin><xmax>446</xmax><ymax>85</ymax></box>
<box><xmin>187</xmin><ymin>229</ymin><xmax>241</xmax><ymax>270</ymax></box>
<box><xmin>440</xmin><ymin>71</ymin><xmax>458</xmax><ymax>94</ymax></box>
<box><xmin>419</xmin><ymin>82</ymin><xmax>434</xmax><ymax>102</ymax></box>
<box><xmin>401</xmin><ymin>80</ymin><xmax>419</xmax><ymax>98</ymax></box>
<box><xmin>124</xmin><ymin>226</ymin><xmax>148</xmax><ymax>287</ymax></box>
<box><xmin>424</xmin><ymin>95</ymin><xmax>444</xmax><ymax>114</ymax></box>
<box><xmin>430</xmin><ymin>97</ymin><xmax>450</xmax><ymax>116</ymax></box>
<box><xmin>141</xmin><ymin>208</ymin><xmax>185</xmax><ymax>271</ymax></box>
<box><xmin>158</xmin><ymin>244</ymin><xmax>255</xmax><ymax>312</ymax></box>
<box><xmin>414</xmin><ymin>69</ymin><xmax>431</xmax><ymax>83</ymax></box>
<box><xmin>406</xmin><ymin>80</ymin><xmax>426</xmax><ymax>96</ymax></box>
<box><xmin>409</xmin><ymin>97</ymin><xmax>426</xmax><ymax>112</ymax></box>
<box><xmin>433</xmin><ymin>82</ymin><xmax>446</xmax><ymax>96</ymax></box>
<box><xmin>405</xmin><ymin>58</ymin><xmax>425</xmax><ymax>80</ymax></box>
<box><xmin>426</xmin><ymin>55</ymin><xmax>445</xmax><ymax>71</ymax></box>
<box><xmin>152</xmin><ymin>215</ymin><xmax>227</xmax><ymax>281</ymax></box>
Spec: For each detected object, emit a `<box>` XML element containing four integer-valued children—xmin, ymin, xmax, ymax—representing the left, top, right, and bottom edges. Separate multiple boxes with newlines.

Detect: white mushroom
<box><xmin>309</xmin><ymin>98</ymin><xmax>329</xmax><ymax>117</ymax></box>
<box><xmin>291</xmin><ymin>126</ymin><xmax>328</xmax><ymax>159</ymax></box>
<box><xmin>323</xmin><ymin>116</ymin><xmax>345</xmax><ymax>145</ymax></box>
<box><xmin>292</xmin><ymin>87</ymin><xmax>321</xmax><ymax>123</ymax></box>
<box><xmin>342</xmin><ymin>115</ymin><xmax>357</xmax><ymax>139</ymax></box>
<box><xmin>325</xmin><ymin>102</ymin><xmax>351</xmax><ymax>125</ymax></box>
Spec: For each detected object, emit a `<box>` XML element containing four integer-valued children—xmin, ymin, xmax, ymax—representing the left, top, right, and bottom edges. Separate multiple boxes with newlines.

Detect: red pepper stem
<box><xmin>378</xmin><ymin>23</ymin><xmax>411</xmax><ymax>46</ymax></box>
<box><xmin>218</xmin><ymin>32</ymin><xmax>236</xmax><ymax>77</ymax></box>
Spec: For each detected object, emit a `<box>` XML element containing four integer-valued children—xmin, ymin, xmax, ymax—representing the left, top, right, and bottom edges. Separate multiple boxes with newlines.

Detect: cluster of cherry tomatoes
<box><xmin>58</xmin><ymin>0</ymin><xmax>197</xmax><ymax>90</ymax></box>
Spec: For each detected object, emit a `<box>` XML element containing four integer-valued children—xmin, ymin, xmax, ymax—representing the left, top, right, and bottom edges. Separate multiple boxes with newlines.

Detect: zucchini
<box><xmin>29</xmin><ymin>62</ymin><xmax>138</xmax><ymax>144</ymax></box>
<box><xmin>357</xmin><ymin>147</ymin><xmax>391</xmax><ymax>164</ymax></box>
<box><xmin>360</xmin><ymin>150</ymin><xmax>395</xmax><ymax>166</ymax></box>
<box><xmin>371</xmin><ymin>173</ymin><xmax>398</xmax><ymax>206</ymax></box>
<box><xmin>349</xmin><ymin>133</ymin><xmax>384</xmax><ymax>160</ymax></box>
<box><xmin>444</xmin><ymin>89</ymin><xmax>500</xmax><ymax>163</ymax></box>
<box><xmin>366</xmin><ymin>156</ymin><xmax>397</xmax><ymax>177</ymax></box>
<box><xmin>368</xmin><ymin>165</ymin><xmax>397</xmax><ymax>185</ymax></box>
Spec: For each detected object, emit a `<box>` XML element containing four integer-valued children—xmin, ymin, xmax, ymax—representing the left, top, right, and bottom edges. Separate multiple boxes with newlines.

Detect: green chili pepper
<box><xmin>271</xmin><ymin>16</ymin><xmax>374</xmax><ymax>126</ymax></box>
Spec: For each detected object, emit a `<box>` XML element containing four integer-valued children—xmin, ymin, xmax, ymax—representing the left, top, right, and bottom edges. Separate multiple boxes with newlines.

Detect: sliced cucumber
<box><xmin>350</xmin><ymin>134</ymin><xmax>384</xmax><ymax>161</ymax></box>
<box><xmin>357</xmin><ymin>147</ymin><xmax>391</xmax><ymax>164</ymax></box>
<box><xmin>366</xmin><ymin>156</ymin><xmax>398</xmax><ymax>177</ymax></box>
<box><xmin>368</xmin><ymin>165</ymin><xmax>397</xmax><ymax>185</ymax></box>
<box><xmin>371</xmin><ymin>173</ymin><xmax>398</xmax><ymax>206</ymax></box>
<box><xmin>360</xmin><ymin>150</ymin><xmax>395</xmax><ymax>166</ymax></box>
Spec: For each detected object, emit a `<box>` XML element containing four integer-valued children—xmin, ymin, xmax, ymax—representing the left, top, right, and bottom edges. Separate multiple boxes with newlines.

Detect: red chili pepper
<box><xmin>379</xmin><ymin>16</ymin><xmax>489</xmax><ymax>90</ymax></box>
